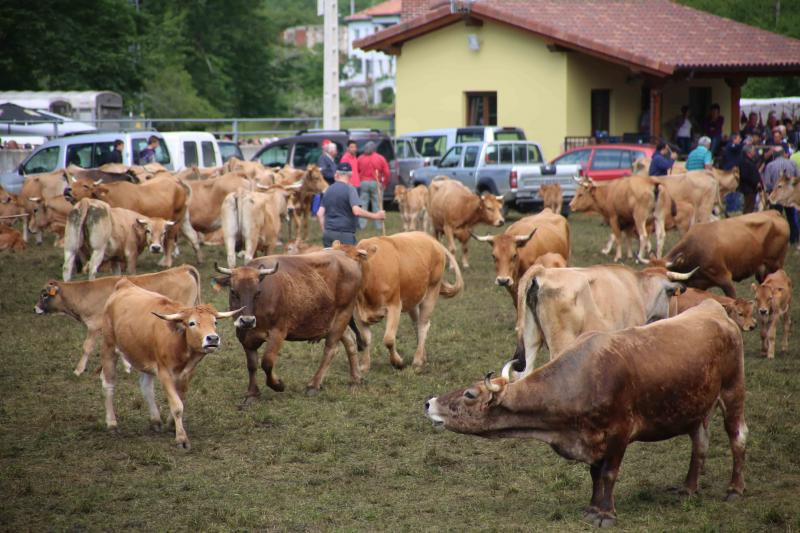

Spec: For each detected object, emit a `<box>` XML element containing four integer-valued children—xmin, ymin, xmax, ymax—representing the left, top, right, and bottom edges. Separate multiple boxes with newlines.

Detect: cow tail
<box><xmin>348</xmin><ymin>316</ymin><xmax>367</xmax><ymax>352</ymax></box>
<box><xmin>437</xmin><ymin>242</ymin><xmax>464</xmax><ymax>298</ymax></box>
<box><xmin>64</xmin><ymin>198</ymin><xmax>90</xmax><ymax>253</ymax></box>
<box><xmin>187</xmin><ymin>265</ymin><xmax>202</xmax><ymax>304</ymax></box>
<box><xmin>512</xmin><ymin>264</ymin><xmax>545</xmax><ymax>373</ymax></box>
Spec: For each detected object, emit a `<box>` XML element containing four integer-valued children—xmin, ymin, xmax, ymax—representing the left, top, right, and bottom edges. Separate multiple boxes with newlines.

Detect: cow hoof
<box><xmin>590</xmin><ymin>512</ymin><xmax>616</xmax><ymax>528</ymax></box>
<box><xmin>176</xmin><ymin>440</ymin><xmax>191</xmax><ymax>452</ymax></box>
<box><xmin>267</xmin><ymin>380</ymin><xmax>285</xmax><ymax>392</ymax></box>
<box><xmin>107</xmin><ymin>424</ymin><xmax>119</xmax><ymax>433</ymax></box>
<box><xmin>390</xmin><ymin>359</ymin><xmax>406</xmax><ymax>370</ymax></box>
<box><xmin>724</xmin><ymin>491</ymin><xmax>742</xmax><ymax>502</ymax></box>
<box><xmin>304</xmin><ymin>386</ymin><xmax>321</xmax><ymax>397</ymax></box>
<box><xmin>412</xmin><ymin>364</ymin><xmax>425</xmax><ymax>374</ymax></box>
<box><xmin>150</xmin><ymin>421</ymin><xmax>163</xmax><ymax>433</ymax></box>
<box><xmin>668</xmin><ymin>486</ymin><xmax>697</xmax><ymax>497</ymax></box>
<box><xmin>239</xmin><ymin>395</ymin><xmax>259</xmax><ymax>410</ymax></box>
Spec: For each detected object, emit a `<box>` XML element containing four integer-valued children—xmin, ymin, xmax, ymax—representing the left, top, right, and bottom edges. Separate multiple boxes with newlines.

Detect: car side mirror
<box><xmin>18</xmin><ymin>163</ymin><xmax>24</xmax><ymax>175</ymax></box>
<box><xmin>432</xmin><ymin>158</ymin><xmax>441</xmax><ymax>167</ymax></box>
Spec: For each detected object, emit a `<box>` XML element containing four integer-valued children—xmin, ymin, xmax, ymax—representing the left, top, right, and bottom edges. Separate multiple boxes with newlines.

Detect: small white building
<box><xmin>342</xmin><ymin>0</ymin><xmax>401</xmax><ymax>105</ymax></box>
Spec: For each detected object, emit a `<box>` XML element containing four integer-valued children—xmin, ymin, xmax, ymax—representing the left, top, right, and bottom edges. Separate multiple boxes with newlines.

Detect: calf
<box><xmin>752</xmin><ymin>269</ymin><xmax>792</xmax><ymax>359</ymax></box>
<box><xmin>537</xmin><ymin>183</ymin><xmax>563</xmax><ymax>214</ymax></box>
<box><xmin>658</xmin><ymin>171</ymin><xmax>719</xmax><ymax>223</ymax></box>
<box><xmin>221</xmin><ymin>186</ymin><xmax>290</xmax><ymax>268</ymax></box>
<box><xmin>0</xmin><ymin>225</ymin><xmax>25</xmax><ymax>252</ymax></box>
<box><xmin>99</xmin><ymin>280</ymin><xmax>240</xmax><ymax>449</ymax></box>
<box><xmin>34</xmin><ymin>265</ymin><xmax>200</xmax><ymax>375</ymax></box>
<box><xmin>285</xmin><ymin>240</ymin><xmax>324</xmax><ymax>255</ymax></box>
<box><xmin>673</xmin><ymin>287</ymin><xmax>756</xmax><ymax>332</ymax></box>
<box><xmin>428</xmin><ymin>177</ymin><xmax>505</xmax><ymax>268</ymax></box>
<box><xmin>533</xmin><ymin>252</ymin><xmax>566</xmax><ymax>268</ymax></box>
<box><xmin>27</xmin><ymin>195</ymin><xmax>72</xmax><ymax>246</ymax></box>
<box><xmin>63</xmin><ymin>198</ymin><xmax>174</xmax><ymax>280</ymax></box>
<box><xmin>394</xmin><ymin>184</ymin><xmax>430</xmax><ymax>232</ymax></box>
<box><xmin>333</xmin><ymin>232</ymin><xmax>463</xmax><ymax>372</ymax></box>
<box><xmin>473</xmin><ymin>209</ymin><xmax>570</xmax><ymax>305</ymax></box>
<box><xmin>426</xmin><ymin>300</ymin><xmax>746</xmax><ymax>527</ymax></box>
<box><xmin>214</xmin><ymin>250</ymin><xmax>364</xmax><ymax>403</ymax></box>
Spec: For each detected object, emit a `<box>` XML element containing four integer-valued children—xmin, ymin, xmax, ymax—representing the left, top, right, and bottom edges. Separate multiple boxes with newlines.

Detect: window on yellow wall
<box><xmin>466</xmin><ymin>92</ymin><xmax>497</xmax><ymax>126</ymax></box>
<box><xmin>591</xmin><ymin>89</ymin><xmax>610</xmax><ymax>135</ymax></box>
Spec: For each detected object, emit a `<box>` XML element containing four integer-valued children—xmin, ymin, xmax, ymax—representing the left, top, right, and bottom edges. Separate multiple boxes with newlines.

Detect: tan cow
<box><xmin>34</xmin><ymin>266</ymin><xmax>200</xmax><ymax>375</ymax></box>
<box><xmin>428</xmin><ymin>177</ymin><xmax>505</xmax><ymax>268</ymax></box>
<box><xmin>285</xmin><ymin>240</ymin><xmax>324</xmax><ymax>255</ymax></box>
<box><xmin>99</xmin><ymin>280</ymin><xmax>240</xmax><ymax>449</ymax></box>
<box><xmin>221</xmin><ymin>185</ymin><xmax>291</xmax><ymax>268</ymax></box>
<box><xmin>601</xmin><ymin>199</ymin><xmax>694</xmax><ymax>260</ymax></box>
<box><xmin>673</xmin><ymin>287</ymin><xmax>756</xmax><ymax>332</ymax></box>
<box><xmin>184</xmin><ymin>172</ymin><xmax>252</xmax><ymax>234</ymax></box>
<box><xmin>17</xmin><ymin>169</ymin><xmax>70</xmax><ymax>243</ymax></box>
<box><xmin>768</xmin><ymin>174</ymin><xmax>800</xmax><ymax>208</ymax></box>
<box><xmin>277</xmin><ymin>165</ymin><xmax>328</xmax><ymax>241</ymax></box>
<box><xmin>533</xmin><ymin>252</ymin><xmax>567</xmax><ymax>268</ymax></box>
<box><xmin>66</xmin><ymin>174</ymin><xmax>201</xmax><ymax>265</ymax></box>
<box><xmin>0</xmin><ymin>225</ymin><xmax>25</xmax><ymax>251</ymax></box>
<box><xmin>752</xmin><ymin>269</ymin><xmax>792</xmax><ymax>359</ymax></box>
<box><xmin>26</xmin><ymin>195</ymin><xmax>72</xmax><ymax>246</ymax></box>
<box><xmin>333</xmin><ymin>232</ymin><xmax>463</xmax><ymax>371</ymax></box>
<box><xmin>394</xmin><ymin>184</ymin><xmax>430</xmax><ymax>232</ymax></box>
<box><xmin>537</xmin><ymin>183</ymin><xmax>563</xmax><ymax>214</ymax></box>
<box><xmin>658</xmin><ymin>171</ymin><xmax>720</xmax><ymax>223</ymax></box>
<box><xmin>569</xmin><ymin>176</ymin><xmax>669</xmax><ymax>261</ymax></box>
<box><xmin>426</xmin><ymin>300</ymin><xmax>747</xmax><ymax>527</ymax></box>
<box><xmin>224</xmin><ymin>157</ymin><xmax>277</xmax><ymax>183</ymax></box>
<box><xmin>62</xmin><ymin>199</ymin><xmax>174</xmax><ymax>280</ymax></box>
<box><xmin>473</xmin><ymin>209</ymin><xmax>570</xmax><ymax>304</ymax></box>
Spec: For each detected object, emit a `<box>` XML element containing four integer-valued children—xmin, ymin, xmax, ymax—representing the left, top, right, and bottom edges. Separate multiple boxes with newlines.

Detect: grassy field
<box><xmin>1</xmin><ymin>211</ymin><xmax>799</xmax><ymax>532</ymax></box>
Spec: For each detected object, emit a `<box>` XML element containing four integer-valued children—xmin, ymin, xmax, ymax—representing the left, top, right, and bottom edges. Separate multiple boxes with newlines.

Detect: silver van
<box><xmin>0</xmin><ymin>131</ymin><xmax>172</xmax><ymax>193</ymax></box>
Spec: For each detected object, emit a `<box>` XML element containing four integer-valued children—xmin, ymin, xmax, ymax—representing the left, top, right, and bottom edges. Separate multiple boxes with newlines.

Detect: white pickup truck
<box><xmin>409</xmin><ymin>140</ymin><xmax>579</xmax><ymax>213</ymax></box>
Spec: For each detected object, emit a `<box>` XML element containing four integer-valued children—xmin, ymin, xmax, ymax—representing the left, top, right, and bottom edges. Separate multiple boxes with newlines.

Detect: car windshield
<box><xmin>22</xmin><ymin>146</ymin><xmax>59</xmax><ymax>174</ymax></box>
<box><xmin>413</xmin><ymin>136</ymin><xmax>447</xmax><ymax>158</ymax></box>
<box><xmin>495</xmin><ymin>129</ymin><xmax>524</xmax><ymax>141</ymax></box>
<box><xmin>219</xmin><ymin>143</ymin><xmax>242</xmax><ymax>162</ymax></box>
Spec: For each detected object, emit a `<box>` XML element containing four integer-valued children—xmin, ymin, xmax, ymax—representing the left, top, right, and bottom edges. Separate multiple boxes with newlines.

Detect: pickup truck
<box><xmin>409</xmin><ymin>140</ymin><xmax>580</xmax><ymax>213</ymax></box>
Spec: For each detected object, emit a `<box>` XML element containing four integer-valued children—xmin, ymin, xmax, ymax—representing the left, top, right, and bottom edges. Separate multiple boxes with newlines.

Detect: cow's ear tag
<box><xmin>210</xmin><ymin>279</ymin><xmax>222</xmax><ymax>293</ymax></box>
<box><xmin>48</xmin><ymin>287</ymin><xmax>58</xmax><ymax>297</ymax></box>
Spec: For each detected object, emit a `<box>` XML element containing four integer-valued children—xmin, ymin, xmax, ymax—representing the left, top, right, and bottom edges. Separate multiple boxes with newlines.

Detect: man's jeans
<box><xmin>358</xmin><ymin>180</ymin><xmax>383</xmax><ymax>230</ymax></box>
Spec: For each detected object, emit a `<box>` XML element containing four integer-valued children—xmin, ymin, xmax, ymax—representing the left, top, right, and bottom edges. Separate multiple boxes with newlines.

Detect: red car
<box><xmin>551</xmin><ymin>144</ymin><xmax>656</xmax><ymax>181</ymax></box>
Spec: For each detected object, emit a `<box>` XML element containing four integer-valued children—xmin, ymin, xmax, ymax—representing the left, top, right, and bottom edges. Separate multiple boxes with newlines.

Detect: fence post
<box><xmin>233</xmin><ymin>119</ymin><xmax>239</xmax><ymax>143</ymax></box>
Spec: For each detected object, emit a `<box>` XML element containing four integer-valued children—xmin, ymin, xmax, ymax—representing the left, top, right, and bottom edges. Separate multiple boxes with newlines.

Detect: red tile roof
<box><xmin>355</xmin><ymin>0</ymin><xmax>800</xmax><ymax>76</ymax></box>
<box><xmin>346</xmin><ymin>0</ymin><xmax>402</xmax><ymax>21</ymax></box>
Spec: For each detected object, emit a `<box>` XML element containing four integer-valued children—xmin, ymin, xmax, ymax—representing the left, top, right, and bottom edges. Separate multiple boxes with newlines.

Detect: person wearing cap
<box><xmin>317</xmin><ymin>162</ymin><xmax>385</xmax><ymax>247</ymax></box>
<box><xmin>317</xmin><ymin>140</ymin><xmax>338</xmax><ymax>185</ymax></box>
<box><xmin>648</xmin><ymin>142</ymin><xmax>676</xmax><ymax>176</ymax></box>
<box><xmin>763</xmin><ymin>146</ymin><xmax>800</xmax><ymax>244</ymax></box>
<box><xmin>356</xmin><ymin>141</ymin><xmax>390</xmax><ymax>230</ymax></box>
<box><xmin>685</xmin><ymin>136</ymin><xmax>713</xmax><ymax>171</ymax></box>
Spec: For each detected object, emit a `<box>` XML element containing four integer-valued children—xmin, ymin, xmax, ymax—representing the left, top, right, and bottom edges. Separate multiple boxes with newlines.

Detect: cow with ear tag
<box><xmin>426</xmin><ymin>300</ymin><xmax>747</xmax><ymax>528</ymax></box>
<box><xmin>136</xmin><ymin>217</ymin><xmax>176</xmax><ymax>255</ymax></box>
<box><xmin>212</xmin><ymin>248</ymin><xmax>364</xmax><ymax>405</ymax></box>
<box><xmin>99</xmin><ymin>279</ymin><xmax>241</xmax><ymax>450</ymax></box>
<box><xmin>752</xmin><ymin>269</ymin><xmax>792</xmax><ymax>359</ymax></box>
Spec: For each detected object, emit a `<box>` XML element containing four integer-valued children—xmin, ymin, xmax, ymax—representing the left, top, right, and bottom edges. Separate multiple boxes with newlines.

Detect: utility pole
<box><xmin>320</xmin><ymin>0</ymin><xmax>340</xmax><ymax>130</ymax></box>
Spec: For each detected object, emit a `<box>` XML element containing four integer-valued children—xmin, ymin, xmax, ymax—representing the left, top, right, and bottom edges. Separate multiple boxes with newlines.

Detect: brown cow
<box><xmin>394</xmin><ymin>184</ymin><xmax>430</xmax><ymax>232</ymax></box>
<box><xmin>17</xmin><ymin>169</ymin><xmax>70</xmax><ymax>244</ymax></box>
<box><xmin>647</xmin><ymin>210</ymin><xmax>789</xmax><ymax>297</ymax></box>
<box><xmin>537</xmin><ymin>183</ymin><xmax>563</xmax><ymax>214</ymax></box>
<box><xmin>26</xmin><ymin>195</ymin><xmax>72</xmax><ymax>245</ymax></box>
<box><xmin>185</xmin><ymin>171</ymin><xmax>252</xmax><ymax>234</ymax></box>
<box><xmin>333</xmin><ymin>232</ymin><xmax>463</xmax><ymax>372</ymax></box>
<box><xmin>673</xmin><ymin>287</ymin><xmax>756</xmax><ymax>332</ymax></box>
<box><xmin>752</xmin><ymin>269</ymin><xmax>792</xmax><ymax>359</ymax></box>
<box><xmin>473</xmin><ymin>209</ymin><xmax>570</xmax><ymax>304</ymax></box>
<box><xmin>533</xmin><ymin>252</ymin><xmax>567</xmax><ymax>268</ymax></box>
<box><xmin>276</xmin><ymin>165</ymin><xmax>328</xmax><ymax>241</ymax></box>
<box><xmin>221</xmin><ymin>185</ymin><xmax>291</xmax><ymax>267</ymax></box>
<box><xmin>285</xmin><ymin>240</ymin><xmax>324</xmax><ymax>255</ymax></box>
<box><xmin>34</xmin><ymin>265</ymin><xmax>200</xmax><ymax>375</ymax></box>
<box><xmin>0</xmin><ymin>225</ymin><xmax>25</xmax><ymax>252</ymax></box>
<box><xmin>426</xmin><ymin>300</ymin><xmax>747</xmax><ymax>527</ymax></box>
<box><xmin>428</xmin><ymin>177</ymin><xmax>505</xmax><ymax>268</ymax></box>
<box><xmin>768</xmin><ymin>174</ymin><xmax>800</xmax><ymax>208</ymax></box>
<box><xmin>99</xmin><ymin>280</ymin><xmax>240</xmax><ymax>449</ymax></box>
<box><xmin>213</xmin><ymin>250</ymin><xmax>364</xmax><ymax>402</ymax></box>
<box><xmin>601</xmin><ymin>199</ymin><xmax>694</xmax><ymax>260</ymax></box>
<box><xmin>65</xmin><ymin>174</ymin><xmax>201</xmax><ymax>265</ymax></box>
<box><xmin>569</xmin><ymin>176</ymin><xmax>669</xmax><ymax>261</ymax></box>
<box><xmin>62</xmin><ymin>199</ymin><xmax>174</xmax><ymax>280</ymax></box>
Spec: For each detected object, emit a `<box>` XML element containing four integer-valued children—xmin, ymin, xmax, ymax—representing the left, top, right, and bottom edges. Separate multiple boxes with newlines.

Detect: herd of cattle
<box><xmin>2</xmin><ymin>157</ymin><xmax>798</xmax><ymax>527</ymax></box>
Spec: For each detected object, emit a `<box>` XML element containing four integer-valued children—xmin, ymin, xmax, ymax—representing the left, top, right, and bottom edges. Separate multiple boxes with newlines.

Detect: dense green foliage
<box><xmin>679</xmin><ymin>0</ymin><xmax>800</xmax><ymax>97</ymax></box>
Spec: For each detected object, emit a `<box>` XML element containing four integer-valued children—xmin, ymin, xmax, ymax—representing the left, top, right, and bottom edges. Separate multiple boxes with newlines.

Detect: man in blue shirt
<box><xmin>721</xmin><ymin>133</ymin><xmax>743</xmax><ymax>170</ymax></box>
<box><xmin>685</xmin><ymin>136</ymin><xmax>713</xmax><ymax>171</ymax></box>
<box><xmin>138</xmin><ymin>136</ymin><xmax>160</xmax><ymax>164</ymax></box>
<box><xmin>648</xmin><ymin>142</ymin><xmax>676</xmax><ymax>176</ymax></box>
<box><xmin>317</xmin><ymin>162</ymin><xmax>385</xmax><ymax>247</ymax></box>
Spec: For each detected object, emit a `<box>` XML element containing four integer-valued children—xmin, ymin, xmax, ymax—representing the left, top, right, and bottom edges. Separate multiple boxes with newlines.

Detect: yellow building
<box><xmin>356</xmin><ymin>0</ymin><xmax>800</xmax><ymax>158</ymax></box>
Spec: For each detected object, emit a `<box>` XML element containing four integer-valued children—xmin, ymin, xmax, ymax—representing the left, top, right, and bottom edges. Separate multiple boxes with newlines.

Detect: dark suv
<box><xmin>252</xmin><ymin>129</ymin><xmax>401</xmax><ymax>202</ymax></box>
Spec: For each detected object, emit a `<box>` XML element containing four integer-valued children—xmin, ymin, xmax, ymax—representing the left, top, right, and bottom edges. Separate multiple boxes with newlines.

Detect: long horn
<box><xmin>258</xmin><ymin>263</ymin><xmax>279</xmax><ymax>276</ymax></box>
<box><xmin>94</xmin><ymin>179</ymin><xmax>103</xmax><ymax>185</ymax></box>
<box><xmin>495</xmin><ymin>195</ymin><xmax>504</xmax><ymax>202</ymax></box>
<box><xmin>152</xmin><ymin>311</ymin><xmax>183</xmax><ymax>321</ymax></box>
<box><xmin>666</xmin><ymin>267</ymin><xmax>699</xmax><ymax>281</ymax></box>
<box><xmin>216</xmin><ymin>306</ymin><xmax>245</xmax><ymax>318</ymax></box>
<box><xmin>515</xmin><ymin>227</ymin><xmax>537</xmax><ymax>243</ymax></box>
<box><xmin>471</xmin><ymin>232</ymin><xmax>494</xmax><ymax>242</ymax></box>
<box><xmin>256</xmin><ymin>183</ymin><xmax>272</xmax><ymax>190</ymax></box>
<box><xmin>638</xmin><ymin>255</ymin><xmax>650</xmax><ymax>264</ymax></box>
<box><xmin>501</xmin><ymin>359</ymin><xmax>515</xmax><ymax>382</ymax></box>
<box><xmin>484</xmin><ymin>372</ymin><xmax>502</xmax><ymax>393</ymax></box>
<box><xmin>214</xmin><ymin>262</ymin><xmax>233</xmax><ymax>275</ymax></box>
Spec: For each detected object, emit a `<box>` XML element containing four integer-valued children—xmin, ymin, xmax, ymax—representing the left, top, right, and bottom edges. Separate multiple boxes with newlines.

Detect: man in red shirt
<box><xmin>340</xmin><ymin>140</ymin><xmax>360</xmax><ymax>188</ymax></box>
<box><xmin>356</xmin><ymin>141</ymin><xmax>389</xmax><ymax>230</ymax></box>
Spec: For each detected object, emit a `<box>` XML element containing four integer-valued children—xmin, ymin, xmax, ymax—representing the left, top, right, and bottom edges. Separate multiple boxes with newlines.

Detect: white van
<box><xmin>160</xmin><ymin>132</ymin><xmax>222</xmax><ymax>171</ymax></box>
<box><xmin>403</xmin><ymin>126</ymin><xmax>526</xmax><ymax>162</ymax></box>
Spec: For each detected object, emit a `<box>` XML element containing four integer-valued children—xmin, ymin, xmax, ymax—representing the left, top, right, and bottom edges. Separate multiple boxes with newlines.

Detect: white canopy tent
<box><xmin>740</xmin><ymin>97</ymin><xmax>800</xmax><ymax>121</ymax></box>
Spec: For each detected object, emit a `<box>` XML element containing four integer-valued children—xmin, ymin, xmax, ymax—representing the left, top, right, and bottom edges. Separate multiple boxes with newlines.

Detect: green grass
<box><xmin>1</xmin><ymin>211</ymin><xmax>799</xmax><ymax>532</ymax></box>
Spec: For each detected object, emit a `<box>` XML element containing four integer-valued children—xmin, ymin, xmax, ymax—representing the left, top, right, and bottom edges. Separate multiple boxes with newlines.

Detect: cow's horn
<box><xmin>28</xmin><ymin>196</ymin><xmax>41</xmax><ymax>202</ymax></box>
<box><xmin>69</xmin><ymin>174</ymin><xmax>77</xmax><ymax>183</ymax></box>
<box><xmin>501</xmin><ymin>360</ymin><xmax>515</xmax><ymax>382</ymax></box>
<box><xmin>94</xmin><ymin>179</ymin><xmax>103</xmax><ymax>185</ymax></box>
<box><xmin>495</xmin><ymin>195</ymin><xmax>504</xmax><ymax>202</ymax></box>
<box><xmin>136</xmin><ymin>218</ymin><xmax>148</xmax><ymax>225</ymax></box>
<box><xmin>471</xmin><ymin>232</ymin><xmax>494</xmax><ymax>242</ymax></box>
<box><xmin>484</xmin><ymin>372</ymin><xmax>502</xmax><ymax>392</ymax></box>
<box><xmin>666</xmin><ymin>267</ymin><xmax>699</xmax><ymax>281</ymax></box>
<box><xmin>258</xmin><ymin>263</ymin><xmax>279</xmax><ymax>276</ymax></box>
<box><xmin>214</xmin><ymin>262</ymin><xmax>233</xmax><ymax>275</ymax></box>
<box><xmin>216</xmin><ymin>306</ymin><xmax>245</xmax><ymax>318</ymax></box>
<box><xmin>572</xmin><ymin>175</ymin><xmax>582</xmax><ymax>183</ymax></box>
<box><xmin>638</xmin><ymin>255</ymin><xmax>650</xmax><ymax>264</ymax></box>
<box><xmin>152</xmin><ymin>311</ymin><xmax>183</xmax><ymax>321</ymax></box>
<box><xmin>515</xmin><ymin>228</ymin><xmax>537</xmax><ymax>243</ymax></box>
<box><xmin>165</xmin><ymin>220</ymin><xmax>176</xmax><ymax>227</ymax></box>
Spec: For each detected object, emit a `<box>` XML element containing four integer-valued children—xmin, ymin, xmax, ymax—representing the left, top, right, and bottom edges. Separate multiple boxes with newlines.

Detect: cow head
<box><xmin>24</xmin><ymin>197</ymin><xmax>46</xmax><ymax>234</ymax></box>
<box><xmin>478</xmin><ymin>192</ymin><xmax>505</xmax><ymax>227</ymax></box>
<box><xmin>640</xmin><ymin>266</ymin><xmax>698</xmax><ymax>321</ymax></box>
<box><xmin>568</xmin><ymin>179</ymin><xmax>598</xmax><ymax>213</ymax></box>
<box><xmin>213</xmin><ymin>262</ymin><xmax>279</xmax><ymax>329</ymax></box>
<box><xmin>723</xmin><ymin>298</ymin><xmax>756</xmax><ymax>331</ymax></box>
<box><xmin>0</xmin><ymin>186</ymin><xmax>12</xmax><ymax>205</ymax></box>
<box><xmin>537</xmin><ymin>183</ymin><xmax>560</xmax><ymax>201</ymax></box>
<box><xmin>136</xmin><ymin>217</ymin><xmax>175</xmax><ymax>254</ymax></box>
<box><xmin>64</xmin><ymin>175</ymin><xmax>105</xmax><ymax>203</ymax></box>
<box><xmin>35</xmin><ymin>280</ymin><xmax>63</xmax><ymax>315</ymax></box>
<box><xmin>425</xmin><ymin>372</ymin><xmax>515</xmax><ymax>435</ymax></box>
<box><xmin>394</xmin><ymin>185</ymin><xmax>407</xmax><ymax>204</ymax></box>
<box><xmin>304</xmin><ymin>165</ymin><xmax>329</xmax><ymax>194</ymax></box>
<box><xmin>768</xmin><ymin>174</ymin><xmax>799</xmax><ymax>207</ymax></box>
<box><xmin>152</xmin><ymin>304</ymin><xmax>242</xmax><ymax>353</ymax></box>
<box><xmin>473</xmin><ymin>228</ymin><xmax>537</xmax><ymax>287</ymax></box>
<box><xmin>752</xmin><ymin>281</ymin><xmax>784</xmax><ymax>320</ymax></box>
